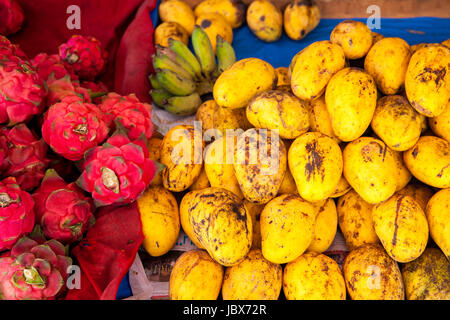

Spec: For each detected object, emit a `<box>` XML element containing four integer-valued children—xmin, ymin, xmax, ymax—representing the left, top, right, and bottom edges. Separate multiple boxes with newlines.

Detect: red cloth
<box><xmin>65</xmin><ymin>203</ymin><xmax>145</xmax><ymax>300</ymax></box>
<box><xmin>10</xmin><ymin>0</ymin><xmax>157</xmax><ymax>102</ymax></box>
<box><xmin>8</xmin><ymin>0</ymin><xmax>157</xmax><ymax>299</ymax></box>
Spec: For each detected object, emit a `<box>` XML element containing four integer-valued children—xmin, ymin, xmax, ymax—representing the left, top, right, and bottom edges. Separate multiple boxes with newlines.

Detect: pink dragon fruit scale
<box><xmin>79</xmin><ymin>80</ymin><xmax>108</xmax><ymax>104</ymax></box>
<box><xmin>58</xmin><ymin>35</ymin><xmax>107</xmax><ymax>81</ymax></box>
<box><xmin>100</xmin><ymin>92</ymin><xmax>153</xmax><ymax>140</ymax></box>
<box><xmin>0</xmin><ymin>177</ymin><xmax>35</xmax><ymax>252</ymax></box>
<box><xmin>45</xmin><ymin>75</ymin><xmax>92</xmax><ymax>106</ymax></box>
<box><xmin>0</xmin><ymin>35</ymin><xmax>26</xmax><ymax>59</ymax></box>
<box><xmin>0</xmin><ymin>124</ymin><xmax>50</xmax><ymax>191</ymax></box>
<box><xmin>76</xmin><ymin>125</ymin><xmax>157</xmax><ymax>207</ymax></box>
<box><xmin>42</xmin><ymin>95</ymin><xmax>110</xmax><ymax>161</ymax></box>
<box><xmin>0</xmin><ymin>231</ymin><xmax>72</xmax><ymax>300</ymax></box>
<box><xmin>0</xmin><ymin>0</ymin><xmax>24</xmax><ymax>36</ymax></box>
<box><xmin>31</xmin><ymin>53</ymin><xmax>78</xmax><ymax>83</ymax></box>
<box><xmin>32</xmin><ymin>169</ymin><xmax>95</xmax><ymax>244</ymax></box>
<box><xmin>0</xmin><ymin>53</ymin><xmax>47</xmax><ymax>125</ymax></box>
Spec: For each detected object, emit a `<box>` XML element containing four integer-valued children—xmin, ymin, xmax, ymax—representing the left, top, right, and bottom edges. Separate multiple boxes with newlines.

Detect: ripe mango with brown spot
<box><xmin>290</xmin><ymin>40</ymin><xmax>346</xmax><ymax>101</ymax></box>
<box><xmin>330</xmin><ymin>20</ymin><xmax>373</xmax><ymax>60</ymax></box>
<box><xmin>247</xmin><ymin>0</ymin><xmax>283</xmax><ymax>42</ymax></box>
<box><xmin>246</xmin><ymin>90</ymin><xmax>310</xmax><ymax>139</ymax></box>
<box><xmin>214</xmin><ymin>58</ymin><xmax>277</xmax><ymax>109</ymax></box>
<box><xmin>194</xmin><ymin>0</ymin><xmax>245</xmax><ymax>29</ymax></box>
<box><xmin>402</xmin><ymin>248</ymin><xmax>450</xmax><ymax>300</ymax></box>
<box><xmin>183</xmin><ymin>187</ymin><xmax>252</xmax><ymax>266</ymax></box>
<box><xmin>426</xmin><ymin>188</ymin><xmax>450</xmax><ymax>259</ymax></box>
<box><xmin>396</xmin><ymin>183</ymin><xmax>433</xmax><ymax>212</ymax></box>
<box><xmin>169</xmin><ymin>250</ymin><xmax>223</xmax><ymax>300</ymax></box>
<box><xmin>372</xmin><ymin>194</ymin><xmax>428</xmax><ymax>263</ymax></box>
<box><xmin>260</xmin><ymin>194</ymin><xmax>316</xmax><ymax>264</ymax></box>
<box><xmin>179</xmin><ymin>191</ymin><xmax>205</xmax><ymax>249</ymax></box>
<box><xmin>160</xmin><ymin>125</ymin><xmax>204</xmax><ymax>192</ymax></box>
<box><xmin>154</xmin><ymin>21</ymin><xmax>189</xmax><ymax>47</ymax></box>
<box><xmin>307</xmin><ymin>198</ymin><xmax>338</xmax><ymax>253</ymax></box>
<box><xmin>196</xmin><ymin>12</ymin><xmax>233</xmax><ymax>52</ymax></box>
<box><xmin>371</xmin><ymin>95</ymin><xmax>424</xmax><ymax>152</ymax></box>
<box><xmin>233</xmin><ymin>129</ymin><xmax>287</xmax><ymax>204</ymax></box>
<box><xmin>222</xmin><ymin>249</ymin><xmax>282</xmax><ymax>300</ymax></box>
<box><xmin>283</xmin><ymin>0</ymin><xmax>321</xmax><ymax>41</ymax></box>
<box><xmin>403</xmin><ymin>136</ymin><xmax>450</xmax><ymax>188</ymax></box>
<box><xmin>364</xmin><ymin>37</ymin><xmax>411</xmax><ymax>95</ymax></box>
<box><xmin>195</xmin><ymin>99</ymin><xmax>251</xmax><ymax>136</ymax></box>
<box><xmin>337</xmin><ymin>190</ymin><xmax>379</xmax><ymax>251</ymax></box>
<box><xmin>204</xmin><ymin>135</ymin><xmax>244</xmax><ymax>199</ymax></box>
<box><xmin>138</xmin><ymin>186</ymin><xmax>180</xmax><ymax>257</ymax></box>
<box><xmin>405</xmin><ymin>44</ymin><xmax>450</xmax><ymax>117</ymax></box>
<box><xmin>343</xmin><ymin>137</ymin><xmax>397</xmax><ymax>204</ymax></box>
<box><xmin>429</xmin><ymin>102</ymin><xmax>450</xmax><ymax>142</ymax></box>
<box><xmin>288</xmin><ymin>132</ymin><xmax>343</xmax><ymax>203</ymax></box>
<box><xmin>325</xmin><ymin>67</ymin><xmax>377</xmax><ymax>142</ymax></box>
<box><xmin>343</xmin><ymin>244</ymin><xmax>405</xmax><ymax>300</ymax></box>
<box><xmin>159</xmin><ymin>0</ymin><xmax>196</xmax><ymax>34</ymax></box>
<box><xmin>283</xmin><ymin>252</ymin><xmax>346</xmax><ymax>300</ymax></box>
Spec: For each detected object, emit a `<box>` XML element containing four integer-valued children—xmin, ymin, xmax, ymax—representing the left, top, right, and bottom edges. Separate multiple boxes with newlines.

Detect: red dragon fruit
<box><xmin>32</xmin><ymin>169</ymin><xmax>95</xmax><ymax>244</ymax></box>
<box><xmin>0</xmin><ymin>231</ymin><xmax>72</xmax><ymax>300</ymax></box>
<box><xmin>0</xmin><ymin>124</ymin><xmax>50</xmax><ymax>191</ymax></box>
<box><xmin>58</xmin><ymin>35</ymin><xmax>107</xmax><ymax>80</ymax></box>
<box><xmin>46</xmin><ymin>75</ymin><xmax>91</xmax><ymax>106</ymax></box>
<box><xmin>31</xmin><ymin>53</ymin><xmax>78</xmax><ymax>82</ymax></box>
<box><xmin>0</xmin><ymin>0</ymin><xmax>24</xmax><ymax>36</ymax></box>
<box><xmin>99</xmin><ymin>93</ymin><xmax>153</xmax><ymax>140</ymax></box>
<box><xmin>42</xmin><ymin>95</ymin><xmax>110</xmax><ymax>161</ymax></box>
<box><xmin>76</xmin><ymin>126</ymin><xmax>157</xmax><ymax>207</ymax></box>
<box><xmin>0</xmin><ymin>53</ymin><xmax>47</xmax><ymax>125</ymax></box>
<box><xmin>0</xmin><ymin>177</ymin><xmax>34</xmax><ymax>251</ymax></box>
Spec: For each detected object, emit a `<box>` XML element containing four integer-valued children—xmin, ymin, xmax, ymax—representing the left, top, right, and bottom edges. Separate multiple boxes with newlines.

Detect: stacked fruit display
<box><xmin>0</xmin><ymin>33</ymin><xmax>157</xmax><ymax>299</ymax></box>
<box><xmin>143</xmin><ymin>16</ymin><xmax>450</xmax><ymax>300</ymax></box>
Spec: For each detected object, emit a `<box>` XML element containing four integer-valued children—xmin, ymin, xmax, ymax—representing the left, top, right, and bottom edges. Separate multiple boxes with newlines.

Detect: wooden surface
<box><xmin>183</xmin><ymin>0</ymin><xmax>450</xmax><ymax>18</ymax></box>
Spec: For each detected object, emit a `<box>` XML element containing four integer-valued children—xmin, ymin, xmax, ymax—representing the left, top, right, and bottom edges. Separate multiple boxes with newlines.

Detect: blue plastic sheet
<box><xmin>116</xmin><ymin>9</ymin><xmax>450</xmax><ymax>299</ymax></box>
<box><xmin>233</xmin><ymin>17</ymin><xmax>450</xmax><ymax>68</ymax></box>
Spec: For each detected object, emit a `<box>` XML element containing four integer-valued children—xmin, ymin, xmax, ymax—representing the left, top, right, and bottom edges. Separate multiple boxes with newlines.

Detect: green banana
<box><xmin>155</xmin><ymin>68</ymin><xmax>197</xmax><ymax>96</ymax></box>
<box><xmin>151</xmin><ymin>89</ymin><xmax>173</xmax><ymax>107</ymax></box>
<box><xmin>191</xmin><ymin>26</ymin><xmax>217</xmax><ymax>78</ymax></box>
<box><xmin>153</xmin><ymin>54</ymin><xmax>194</xmax><ymax>81</ymax></box>
<box><xmin>149</xmin><ymin>74</ymin><xmax>163</xmax><ymax>90</ymax></box>
<box><xmin>164</xmin><ymin>92</ymin><xmax>202</xmax><ymax>116</ymax></box>
<box><xmin>168</xmin><ymin>38</ymin><xmax>202</xmax><ymax>79</ymax></box>
<box><xmin>215</xmin><ymin>35</ymin><xmax>236</xmax><ymax>74</ymax></box>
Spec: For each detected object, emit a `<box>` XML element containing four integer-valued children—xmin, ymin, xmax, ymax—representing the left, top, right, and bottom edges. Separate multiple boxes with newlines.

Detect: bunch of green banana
<box><xmin>150</xmin><ymin>26</ymin><xmax>236</xmax><ymax>116</ymax></box>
